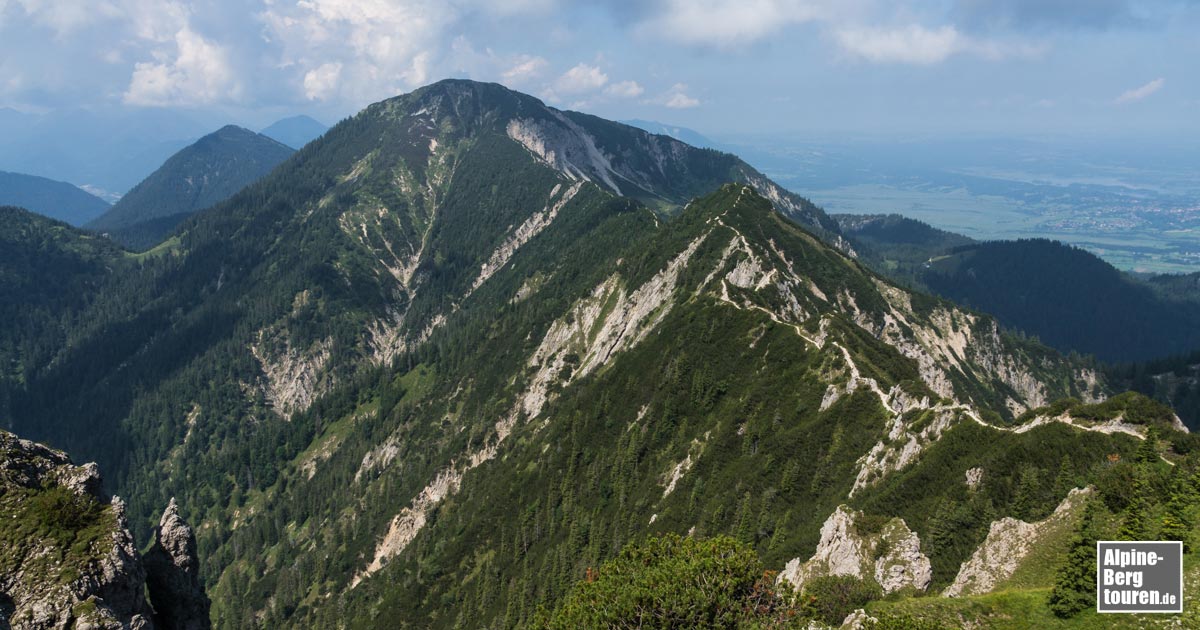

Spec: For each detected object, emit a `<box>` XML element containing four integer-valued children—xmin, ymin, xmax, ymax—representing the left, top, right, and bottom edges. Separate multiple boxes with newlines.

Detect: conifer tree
<box><xmin>1118</xmin><ymin>467</ymin><xmax>1151</xmax><ymax>540</ymax></box>
<box><xmin>1161</xmin><ymin>472</ymin><xmax>1194</xmax><ymax>551</ymax></box>
<box><xmin>1049</xmin><ymin>498</ymin><xmax>1099</xmax><ymax>617</ymax></box>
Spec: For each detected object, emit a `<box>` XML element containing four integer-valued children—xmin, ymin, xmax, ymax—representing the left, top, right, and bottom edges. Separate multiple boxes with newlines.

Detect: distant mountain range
<box><xmin>87</xmin><ymin>125</ymin><xmax>295</xmax><ymax>250</ymax></box>
<box><xmin>0</xmin><ymin>170</ymin><xmax>111</xmax><ymax>225</ymax></box>
<box><xmin>622</xmin><ymin>119</ymin><xmax>720</xmax><ymax>150</ymax></box>
<box><xmin>261</xmin><ymin>115</ymin><xmax>329</xmax><ymax>149</ymax></box>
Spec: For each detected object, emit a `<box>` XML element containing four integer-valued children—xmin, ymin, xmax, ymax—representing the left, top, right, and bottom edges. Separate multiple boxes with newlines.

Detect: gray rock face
<box><xmin>143</xmin><ymin>499</ymin><xmax>211</xmax><ymax>630</ymax></box>
<box><xmin>0</xmin><ymin>430</ymin><xmax>155</xmax><ymax>630</ymax></box>
<box><xmin>777</xmin><ymin>505</ymin><xmax>932</xmax><ymax>596</ymax></box>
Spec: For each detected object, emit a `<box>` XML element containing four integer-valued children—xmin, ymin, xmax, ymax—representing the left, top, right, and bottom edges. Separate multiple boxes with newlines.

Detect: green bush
<box><xmin>798</xmin><ymin>575</ymin><xmax>882</xmax><ymax>626</ymax></box>
<box><xmin>538</xmin><ymin>533</ymin><xmax>803</xmax><ymax>629</ymax></box>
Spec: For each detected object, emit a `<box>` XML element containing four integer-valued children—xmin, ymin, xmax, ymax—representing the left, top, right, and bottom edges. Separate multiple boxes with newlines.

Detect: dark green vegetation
<box><xmin>839</xmin><ymin>218</ymin><xmax>1200</xmax><ymax>364</ymax></box>
<box><xmin>0</xmin><ymin>206</ymin><xmax>129</xmax><ymax>424</ymax></box>
<box><xmin>0</xmin><ymin>170</ymin><xmax>110</xmax><ymax>225</ymax></box>
<box><xmin>87</xmin><ymin>125</ymin><xmax>295</xmax><ymax>250</ymax></box>
<box><xmin>919</xmin><ymin>239</ymin><xmax>1200</xmax><ymax>364</ymax></box>
<box><xmin>1109</xmin><ymin>349</ymin><xmax>1200</xmax><ymax>434</ymax></box>
<box><xmin>835</xmin><ymin>213</ymin><xmax>973</xmax><ymax>278</ymax></box>
<box><xmin>866</xmin><ymin>439</ymin><xmax>1200</xmax><ymax>629</ymax></box>
<box><xmin>0</xmin><ymin>80</ymin><xmax>1195</xmax><ymax>628</ymax></box>
<box><xmin>260</xmin><ymin>115</ymin><xmax>329</xmax><ymax>150</ymax></box>
<box><xmin>538</xmin><ymin>534</ymin><xmax>802</xmax><ymax>628</ymax></box>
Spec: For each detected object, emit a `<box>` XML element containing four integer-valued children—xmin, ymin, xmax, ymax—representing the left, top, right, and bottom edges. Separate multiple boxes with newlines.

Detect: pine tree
<box><xmin>1136</xmin><ymin>426</ymin><xmax>1160</xmax><ymax>465</ymax></box>
<box><xmin>1053</xmin><ymin>456</ymin><xmax>1076</xmax><ymax>497</ymax></box>
<box><xmin>1011</xmin><ymin>464</ymin><xmax>1042</xmax><ymax>520</ymax></box>
<box><xmin>1119</xmin><ymin>467</ymin><xmax>1151</xmax><ymax>540</ymax></box>
<box><xmin>1049</xmin><ymin>498</ymin><xmax>1099</xmax><ymax>617</ymax></box>
<box><xmin>1161</xmin><ymin>473</ymin><xmax>1194</xmax><ymax>551</ymax></box>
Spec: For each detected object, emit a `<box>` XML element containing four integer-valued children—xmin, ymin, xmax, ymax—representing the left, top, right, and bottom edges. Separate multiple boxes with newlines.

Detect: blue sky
<box><xmin>0</xmin><ymin>0</ymin><xmax>1196</xmax><ymax>137</ymax></box>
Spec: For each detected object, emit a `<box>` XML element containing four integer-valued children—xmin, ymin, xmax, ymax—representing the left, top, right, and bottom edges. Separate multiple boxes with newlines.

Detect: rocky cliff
<box><xmin>0</xmin><ymin>431</ymin><xmax>208</xmax><ymax>630</ymax></box>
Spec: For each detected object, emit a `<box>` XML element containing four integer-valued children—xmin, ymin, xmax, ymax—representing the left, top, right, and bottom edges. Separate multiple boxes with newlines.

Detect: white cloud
<box><xmin>502</xmin><ymin>55</ymin><xmax>549</xmax><ymax>83</ymax></box>
<box><xmin>554</xmin><ymin>63</ymin><xmax>608</xmax><ymax>94</ymax></box>
<box><xmin>123</xmin><ymin>26</ymin><xmax>240</xmax><ymax>106</ymax></box>
<box><xmin>303</xmin><ymin>62</ymin><xmax>343</xmax><ymax>101</ymax></box>
<box><xmin>259</xmin><ymin>0</ymin><xmax>459</xmax><ymax>104</ymax></box>
<box><xmin>835</xmin><ymin>25</ymin><xmax>964</xmax><ymax>64</ymax></box>
<box><xmin>649</xmin><ymin>83</ymin><xmax>699</xmax><ymax>108</ymax></box>
<box><xmin>13</xmin><ymin>0</ymin><xmax>120</xmax><ymax>36</ymax></box>
<box><xmin>834</xmin><ymin>24</ymin><xmax>1042</xmax><ymax>64</ymax></box>
<box><xmin>605</xmin><ymin>80</ymin><xmax>644</xmax><ymax>98</ymax></box>
<box><xmin>636</xmin><ymin>0</ymin><xmax>832</xmax><ymax>47</ymax></box>
<box><xmin>1115</xmin><ymin>78</ymin><xmax>1165</xmax><ymax>104</ymax></box>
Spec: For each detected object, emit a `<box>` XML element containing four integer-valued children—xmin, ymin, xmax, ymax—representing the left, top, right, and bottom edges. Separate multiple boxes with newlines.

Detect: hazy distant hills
<box><xmin>0</xmin><ymin>106</ymin><xmax>212</xmax><ymax>196</ymax></box>
<box><xmin>88</xmin><ymin>125</ymin><xmax>295</xmax><ymax>250</ymax></box>
<box><xmin>622</xmin><ymin>118</ymin><xmax>719</xmax><ymax>150</ymax></box>
<box><xmin>0</xmin><ymin>170</ymin><xmax>111</xmax><ymax>225</ymax></box>
<box><xmin>261</xmin><ymin>115</ymin><xmax>329</xmax><ymax>149</ymax></box>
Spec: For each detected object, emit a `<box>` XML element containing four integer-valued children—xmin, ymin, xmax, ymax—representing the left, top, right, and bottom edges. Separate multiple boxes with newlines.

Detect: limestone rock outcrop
<box><xmin>143</xmin><ymin>500</ymin><xmax>211</xmax><ymax>630</ymax></box>
<box><xmin>0</xmin><ymin>430</ymin><xmax>154</xmax><ymax>629</ymax></box>
<box><xmin>944</xmin><ymin>487</ymin><xmax>1092</xmax><ymax>597</ymax></box>
<box><xmin>0</xmin><ymin>431</ymin><xmax>210</xmax><ymax>630</ymax></box>
<box><xmin>778</xmin><ymin>505</ymin><xmax>932</xmax><ymax>596</ymax></box>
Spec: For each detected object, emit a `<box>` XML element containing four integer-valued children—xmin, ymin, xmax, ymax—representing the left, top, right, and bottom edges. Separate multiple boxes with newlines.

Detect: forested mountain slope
<box><xmin>0</xmin><ymin>170</ymin><xmax>111</xmax><ymax>225</ymax></box>
<box><xmin>0</xmin><ymin>206</ymin><xmax>130</xmax><ymax>426</ymax></box>
<box><xmin>0</xmin><ymin>80</ymin><xmax>1188</xmax><ymax>628</ymax></box>
<box><xmin>920</xmin><ymin>239</ymin><xmax>1200</xmax><ymax>364</ymax></box>
<box><xmin>87</xmin><ymin>126</ymin><xmax>294</xmax><ymax>250</ymax></box>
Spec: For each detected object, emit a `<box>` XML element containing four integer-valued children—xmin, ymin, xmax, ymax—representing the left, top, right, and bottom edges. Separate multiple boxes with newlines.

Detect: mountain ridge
<box><xmin>0</xmin><ymin>79</ymin><xmax>1188</xmax><ymax>628</ymax></box>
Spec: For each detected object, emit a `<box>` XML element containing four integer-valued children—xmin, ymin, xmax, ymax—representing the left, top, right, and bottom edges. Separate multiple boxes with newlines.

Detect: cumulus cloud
<box><xmin>259</xmin><ymin>0</ymin><xmax>459</xmax><ymax>104</ymax></box>
<box><xmin>554</xmin><ymin>63</ymin><xmax>609</xmax><ymax>93</ymax></box>
<box><xmin>502</xmin><ymin>55</ymin><xmax>549</xmax><ymax>84</ymax></box>
<box><xmin>604</xmin><ymin>80</ymin><xmax>644</xmax><ymax>98</ymax></box>
<box><xmin>649</xmin><ymin>83</ymin><xmax>699</xmax><ymax>108</ymax></box>
<box><xmin>123</xmin><ymin>26</ymin><xmax>240</xmax><ymax>106</ymax></box>
<box><xmin>1115</xmin><ymin>78</ymin><xmax>1165</xmax><ymax>104</ymax></box>
<box><xmin>303</xmin><ymin>62</ymin><xmax>343</xmax><ymax>101</ymax></box>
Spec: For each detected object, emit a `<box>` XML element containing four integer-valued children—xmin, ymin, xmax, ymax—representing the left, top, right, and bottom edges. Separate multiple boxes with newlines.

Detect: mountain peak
<box><xmin>87</xmin><ymin>123</ymin><xmax>295</xmax><ymax>248</ymax></box>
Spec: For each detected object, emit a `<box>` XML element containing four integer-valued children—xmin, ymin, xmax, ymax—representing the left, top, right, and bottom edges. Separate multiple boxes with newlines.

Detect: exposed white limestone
<box><xmin>779</xmin><ymin>505</ymin><xmax>931</xmax><ymax>596</ymax></box>
<box><xmin>520</xmin><ymin>234</ymin><xmax>708</xmax><ymax>421</ymax></box>
<box><xmin>355</xmin><ymin>465</ymin><xmax>465</xmax><ymax>586</ymax></box>
<box><xmin>662</xmin><ymin>438</ymin><xmax>705</xmax><ymax>497</ymax></box>
<box><xmin>472</xmin><ymin>182</ymin><xmax>582</xmax><ymax>291</ymax></box>
<box><xmin>355</xmin><ymin>433</ymin><xmax>402</xmax><ymax>483</ymax></box>
<box><xmin>851</xmin><ymin>406</ymin><xmax>959</xmax><ymax>494</ymax></box>
<box><xmin>945</xmin><ymin>488</ymin><xmax>1092</xmax><ymax>597</ymax></box>
<box><xmin>965</xmin><ymin>467</ymin><xmax>984</xmax><ymax>490</ymax></box>
<box><xmin>1013</xmin><ymin>412</ymin><xmax>1146</xmax><ymax>438</ymax></box>
<box><xmin>506</xmin><ymin>116</ymin><xmax>623</xmax><ymax>193</ymax></box>
<box><xmin>250</xmin><ymin>333</ymin><xmax>332</xmax><ymax>417</ymax></box>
